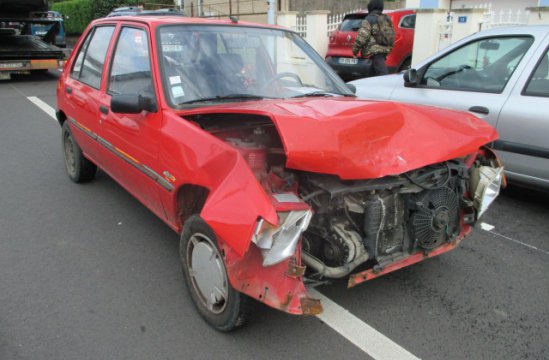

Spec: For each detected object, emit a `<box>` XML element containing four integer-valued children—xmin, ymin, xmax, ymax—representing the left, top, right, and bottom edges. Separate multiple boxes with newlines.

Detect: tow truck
<box><xmin>0</xmin><ymin>0</ymin><xmax>67</xmax><ymax>80</ymax></box>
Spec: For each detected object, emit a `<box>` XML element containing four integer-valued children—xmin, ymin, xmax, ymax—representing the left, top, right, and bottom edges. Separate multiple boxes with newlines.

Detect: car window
<box><xmin>340</xmin><ymin>15</ymin><xmax>367</xmax><ymax>32</ymax></box>
<box><xmin>71</xmin><ymin>30</ymin><xmax>93</xmax><ymax>78</ymax></box>
<box><xmin>108</xmin><ymin>27</ymin><xmax>155</xmax><ymax>100</ymax></box>
<box><xmin>421</xmin><ymin>36</ymin><xmax>534</xmax><ymax>93</ymax></box>
<box><xmin>399</xmin><ymin>14</ymin><xmax>415</xmax><ymax>29</ymax></box>
<box><xmin>71</xmin><ymin>26</ymin><xmax>115</xmax><ymax>89</ymax></box>
<box><xmin>158</xmin><ymin>25</ymin><xmax>351</xmax><ymax>107</ymax></box>
<box><xmin>523</xmin><ymin>48</ymin><xmax>549</xmax><ymax>97</ymax></box>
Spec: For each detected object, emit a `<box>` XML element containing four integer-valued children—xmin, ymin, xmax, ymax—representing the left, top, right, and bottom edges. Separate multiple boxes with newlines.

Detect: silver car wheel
<box><xmin>63</xmin><ymin>132</ymin><xmax>76</xmax><ymax>176</ymax></box>
<box><xmin>186</xmin><ymin>233</ymin><xmax>228</xmax><ymax>314</ymax></box>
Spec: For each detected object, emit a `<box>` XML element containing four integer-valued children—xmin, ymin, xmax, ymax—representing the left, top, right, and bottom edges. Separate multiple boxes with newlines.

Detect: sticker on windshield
<box><xmin>171</xmin><ymin>86</ymin><xmax>185</xmax><ymax>98</ymax></box>
<box><xmin>169</xmin><ymin>76</ymin><xmax>181</xmax><ymax>85</ymax></box>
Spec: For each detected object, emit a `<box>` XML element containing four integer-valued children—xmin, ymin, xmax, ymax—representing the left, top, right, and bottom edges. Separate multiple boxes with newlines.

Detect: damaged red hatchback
<box><xmin>57</xmin><ymin>16</ymin><xmax>504</xmax><ymax>331</ymax></box>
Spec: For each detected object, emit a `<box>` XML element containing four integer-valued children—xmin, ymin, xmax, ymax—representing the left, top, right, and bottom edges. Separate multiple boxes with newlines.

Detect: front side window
<box><xmin>523</xmin><ymin>48</ymin><xmax>549</xmax><ymax>97</ymax></box>
<box><xmin>108</xmin><ymin>27</ymin><xmax>155</xmax><ymax>99</ymax></box>
<box><xmin>71</xmin><ymin>26</ymin><xmax>115</xmax><ymax>89</ymax></box>
<box><xmin>422</xmin><ymin>36</ymin><xmax>534</xmax><ymax>93</ymax></box>
<box><xmin>158</xmin><ymin>25</ymin><xmax>352</xmax><ymax>107</ymax></box>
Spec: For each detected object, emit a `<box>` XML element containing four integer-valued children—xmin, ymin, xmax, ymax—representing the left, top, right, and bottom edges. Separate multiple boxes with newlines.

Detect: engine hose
<box><xmin>301</xmin><ymin>251</ymin><xmax>370</xmax><ymax>279</ymax></box>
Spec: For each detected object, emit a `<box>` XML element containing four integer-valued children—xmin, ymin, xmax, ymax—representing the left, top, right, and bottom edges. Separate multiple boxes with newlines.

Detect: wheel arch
<box><xmin>175</xmin><ymin>183</ymin><xmax>210</xmax><ymax>229</ymax></box>
<box><xmin>56</xmin><ymin>109</ymin><xmax>67</xmax><ymax>127</ymax></box>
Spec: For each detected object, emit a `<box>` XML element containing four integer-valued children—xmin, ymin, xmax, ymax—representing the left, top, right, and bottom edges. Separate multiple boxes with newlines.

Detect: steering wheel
<box><xmin>436</xmin><ymin>65</ymin><xmax>483</xmax><ymax>89</ymax></box>
<box><xmin>261</xmin><ymin>72</ymin><xmax>303</xmax><ymax>90</ymax></box>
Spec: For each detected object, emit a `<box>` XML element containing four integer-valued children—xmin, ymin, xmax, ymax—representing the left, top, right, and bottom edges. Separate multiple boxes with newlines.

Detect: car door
<box><xmin>390</xmin><ymin>34</ymin><xmax>537</xmax><ymax>129</ymax></box>
<box><xmin>63</xmin><ymin>25</ymin><xmax>115</xmax><ymax>162</ymax></box>
<box><xmin>493</xmin><ymin>41</ymin><xmax>549</xmax><ymax>188</ymax></box>
<box><xmin>97</xmin><ymin>25</ymin><xmax>165</xmax><ymax>218</ymax></box>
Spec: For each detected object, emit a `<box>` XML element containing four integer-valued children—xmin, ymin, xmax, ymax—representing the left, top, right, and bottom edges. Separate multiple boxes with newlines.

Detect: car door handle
<box><xmin>65</xmin><ymin>86</ymin><xmax>72</xmax><ymax>94</ymax></box>
<box><xmin>99</xmin><ymin>105</ymin><xmax>109</xmax><ymax>115</ymax></box>
<box><xmin>469</xmin><ymin>106</ymin><xmax>489</xmax><ymax>115</ymax></box>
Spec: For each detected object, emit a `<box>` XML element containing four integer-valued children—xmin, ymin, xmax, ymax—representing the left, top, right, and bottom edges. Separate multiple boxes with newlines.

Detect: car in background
<box><xmin>107</xmin><ymin>6</ymin><xmax>184</xmax><ymax>17</ymax></box>
<box><xmin>350</xmin><ymin>26</ymin><xmax>549</xmax><ymax>190</ymax></box>
<box><xmin>30</xmin><ymin>10</ymin><xmax>66</xmax><ymax>48</ymax></box>
<box><xmin>325</xmin><ymin>9</ymin><xmax>415</xmax><ymax>81</ymax></box>
<box><xmin>57</xmin><ymin>15</ymin><xmax>502</xmax><ymax>331</ymax></box>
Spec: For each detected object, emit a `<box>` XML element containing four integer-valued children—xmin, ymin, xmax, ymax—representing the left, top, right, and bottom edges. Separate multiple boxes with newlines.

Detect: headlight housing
<box><xmin>471</xmin><ymin>166</ymin><xmax>504</xmax><ymax>218</ymax></box>
<box><xmin>252</xmin><ymin>210</ymin><xmax>313</xmax><ymax>266</ymax></box>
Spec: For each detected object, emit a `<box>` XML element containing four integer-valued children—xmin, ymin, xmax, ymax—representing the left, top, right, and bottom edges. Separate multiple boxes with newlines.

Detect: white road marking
<box><xmin>309</xmin><ymin>288</ymin><xmax>420</xmax><ymax>360</ymax></box>
<box><xmin>27</xmin><ymin>96</ymin><xmax>57</xmax><ymax>121</ymax></box>
<box><xmin>480</xmin><ymin>222</ymin><xmax>495</xmax><ymax>231</ymax></box>
<box><xmin>481</xmin><ymin>227</ymin><xmax>549</xmax><ymax>256</ymax></box>
<box><xmin>28</xmin><ymin>93</ymin><xmax>421</xmax><ymax>358</ymax></box>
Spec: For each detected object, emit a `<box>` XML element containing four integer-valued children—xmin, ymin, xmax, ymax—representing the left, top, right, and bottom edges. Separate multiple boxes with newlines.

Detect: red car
<box><xmin>57</xmin><ymin>15</ymin><xmax>503</xmax><ymax>331</ymax></box>
<box><xmin>326</xmin><ymin>9</ymin><xmax>416</xmax><ymax>80</ymax></box>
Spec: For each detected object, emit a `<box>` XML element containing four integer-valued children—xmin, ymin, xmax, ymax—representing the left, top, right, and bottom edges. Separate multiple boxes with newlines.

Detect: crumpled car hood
<box><xmin>183</xmin><ymin>98</ymin><xmax>498</xmax><ymax>179</ymax></box>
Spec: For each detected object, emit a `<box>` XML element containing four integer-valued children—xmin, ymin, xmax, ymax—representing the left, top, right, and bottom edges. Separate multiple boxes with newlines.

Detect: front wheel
<box><xmin>179</xmin><ymin>216</ymin><xmax>250</xmax><ymax>331</ymax></box>
<box><xmin>62</xmin><ymin>121</ymin><xmax>96</xmax><ymax>183</ymax></box>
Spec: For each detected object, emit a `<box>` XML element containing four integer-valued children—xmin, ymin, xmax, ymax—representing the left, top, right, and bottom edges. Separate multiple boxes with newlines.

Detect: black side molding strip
<box><xmin>492</xmin><ymin>140</ymin><xmax>549</xmax><ymax>160</ymax></box>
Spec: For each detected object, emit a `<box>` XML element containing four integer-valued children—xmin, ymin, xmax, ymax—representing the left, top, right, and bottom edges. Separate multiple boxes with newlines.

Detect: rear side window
<box><xmin>399</xmin><ymin>14</ymin><xmax>416</xmax><ymax>29</ymax></box>
<box><xmin>340</xmin><ymin>15</ymin><xmax>367</xmax><ymax>32</ymax></box>
<box><xmin>71</xmin><ymin>26</ymin><xmax>115</xmax><ymax>89</ymax></box>
<box><xmin>523</xmin><ymin>48</ymin><xmax>549</xmax><ymax>97</ymax></box>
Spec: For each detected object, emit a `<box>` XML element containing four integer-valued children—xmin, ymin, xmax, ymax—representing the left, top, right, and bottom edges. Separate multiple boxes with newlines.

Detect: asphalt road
<box><xmin>1</xmin><ymin>71</ymin><xmax>548</xmax><ymax>360</ymax></box>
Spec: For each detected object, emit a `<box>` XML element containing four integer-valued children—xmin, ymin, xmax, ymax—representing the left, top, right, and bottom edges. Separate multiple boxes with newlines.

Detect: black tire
<box><xmin>62</xmin><ymin>121</ymin><xmax>97</xmax><ymax>183</ymax></box>
<box><xmin>398</xmin><ymin>58</ymin><xmax>412</xmax><ymax>73</ymax></box>
<box><xmin>180</xmin><ymin>215</ymin><xmax>250</xmax><ymax>331</ymax></box>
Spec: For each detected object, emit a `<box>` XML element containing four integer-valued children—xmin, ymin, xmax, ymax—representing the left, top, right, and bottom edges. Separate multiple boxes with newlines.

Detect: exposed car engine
<box><xmin>189</xmin><ymin>113</ymin><xmax>496</xmax><ymax>280</ymax></box>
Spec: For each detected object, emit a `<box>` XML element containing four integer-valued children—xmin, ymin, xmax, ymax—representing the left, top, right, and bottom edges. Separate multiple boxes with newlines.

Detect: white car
<box><xmin>350</xmin><ymin>26</ymin><xmax>549</xmax><ymax>190</ymax></box>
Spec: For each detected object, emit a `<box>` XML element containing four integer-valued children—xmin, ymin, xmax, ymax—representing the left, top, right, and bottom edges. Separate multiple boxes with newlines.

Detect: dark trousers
<box><xmin>371</xmin><ymin>54</ymin><xmax>389</xmax><ymax>76</ymax></box>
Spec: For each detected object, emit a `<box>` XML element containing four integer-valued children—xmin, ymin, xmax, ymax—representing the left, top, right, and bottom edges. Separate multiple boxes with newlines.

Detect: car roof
<box><xmin>91</xmin><ymin>15</ymin><xmax>286</xmax><ymax>30</ymax></box>
<box><xmin>344</xmin><ymin>8</ymin><xmax>415</xmax><ymax>16</ymax></box>
<box><xmin>466</xmin><ymin>25</ymin><xmax>549</xmax><ymax>37</ymax></box>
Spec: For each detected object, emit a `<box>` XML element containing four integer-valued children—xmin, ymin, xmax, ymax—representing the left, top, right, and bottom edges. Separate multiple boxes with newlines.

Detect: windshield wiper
<box><xmin>179</xmin><ymin>94</ymin><xmax>266</xmax><ymax>105</ymax></box>
<box><xmin>291</xmin><ymin>91</ymin><xmax>354</xmax><ymax>98</ymax></box>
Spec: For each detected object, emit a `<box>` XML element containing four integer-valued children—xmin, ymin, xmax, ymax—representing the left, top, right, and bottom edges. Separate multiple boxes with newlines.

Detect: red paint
<box><xmin>57</xmin><ymin>16</ymin><xmax>498</xmax><ymax>316</ymax></box>
<box><xmin>176</xmin><ymin>99</ymin><xmax>498</xmax><ymax>179</ymax></box>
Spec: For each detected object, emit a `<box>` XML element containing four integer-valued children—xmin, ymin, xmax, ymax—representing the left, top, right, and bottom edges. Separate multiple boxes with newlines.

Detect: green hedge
<box><xmin>51</xmin><ymin>0</ymin><xmax>93</xmax><ymax>35</ymax></box>
<box><xmin>51</xmin><ymin>0</ymin><xmax>138</xmax><ymax>35</ymax></box>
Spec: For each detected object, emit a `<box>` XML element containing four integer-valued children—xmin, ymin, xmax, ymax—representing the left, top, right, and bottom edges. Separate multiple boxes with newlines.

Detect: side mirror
<box><xmin>403</xmin><ymin>68</ymin><xmax>418</xmax><ymax>87</ymax></box>
<box><xmin>111</xmin><ymin>94</ymin><xmax>156</xmax><ymax>114</ymax></box>
<box><xmin>346</xmin><ymin>83</ymin><xmax>357</xmax><ymax>94</ymax></box>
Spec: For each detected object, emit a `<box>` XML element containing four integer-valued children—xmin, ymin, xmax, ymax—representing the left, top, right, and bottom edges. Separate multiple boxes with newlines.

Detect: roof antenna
<box><xmin>229</xmin><ymin>15</ymin><xmax>238</xmax><ymax>23</ymax></box>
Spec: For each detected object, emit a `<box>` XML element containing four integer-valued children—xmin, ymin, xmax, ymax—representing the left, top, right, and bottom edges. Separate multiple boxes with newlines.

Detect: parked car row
<box><xmin>57</xmin><ymin>15</ymin><xmax>503</xmax><ymax>331</ymax></box>
<box><xmin>351</xmin><ymin>25</ymin><xmax>549</xmax><ymax>191</ymax></box>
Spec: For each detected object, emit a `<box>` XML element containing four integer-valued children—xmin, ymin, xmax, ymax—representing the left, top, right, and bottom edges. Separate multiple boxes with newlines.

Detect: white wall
<box><xmin>450</xmin><ymin>0</ymin><xmax>538</xmax><ymax>12</ymax></box>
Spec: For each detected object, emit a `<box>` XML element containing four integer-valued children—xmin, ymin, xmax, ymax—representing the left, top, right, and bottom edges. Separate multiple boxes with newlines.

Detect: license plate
<box><xmin>0</xmin><ymin>62</ymin><xmax>24</xmax><ymax>69</ymax></box>
<box><xmin>338</xmin><ymin>58</ymin><xmax>358</xmax><ymax>65</ymax></box>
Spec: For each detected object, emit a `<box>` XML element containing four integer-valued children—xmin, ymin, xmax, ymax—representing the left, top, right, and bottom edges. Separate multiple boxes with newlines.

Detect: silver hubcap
<box><xmin>187</xmin><ymin>233</ymin><xmax>228</xmax><ymax>314</ymax></box>
<box><xmin>64</xmin><ymin>132</ymin><xmax>76</xmax><ymax>175</ymax></box>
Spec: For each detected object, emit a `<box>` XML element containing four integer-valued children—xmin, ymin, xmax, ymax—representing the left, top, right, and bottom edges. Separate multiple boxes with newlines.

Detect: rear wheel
<box><xmin>62</xmin><ymin>121</ymin><xmax>96</xmax><ymax>183</ymax></box>
<box><xmin>180</xmin><ymin>216</ymin><xmax>250</xmax><ymax>331</ymax></box>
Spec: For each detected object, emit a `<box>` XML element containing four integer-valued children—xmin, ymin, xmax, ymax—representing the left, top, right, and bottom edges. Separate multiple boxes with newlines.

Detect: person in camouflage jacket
<box><xmin>352</xmin><ymin>0</ymin><xmax>395</xmax><ymax>76</ymax></box>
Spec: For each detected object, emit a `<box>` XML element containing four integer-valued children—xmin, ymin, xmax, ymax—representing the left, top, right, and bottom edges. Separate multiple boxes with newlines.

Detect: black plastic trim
<box><xmin>492</xmin><ymin>140</ymin><xmax>549</xmax><ymax>160</ymax></box>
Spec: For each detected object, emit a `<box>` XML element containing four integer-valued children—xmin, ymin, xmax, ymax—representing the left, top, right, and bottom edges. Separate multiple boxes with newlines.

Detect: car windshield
<box><xmin>158</xmin><ymin>25</ymin><xmax>353</xmax><ymax>107</ymax></box>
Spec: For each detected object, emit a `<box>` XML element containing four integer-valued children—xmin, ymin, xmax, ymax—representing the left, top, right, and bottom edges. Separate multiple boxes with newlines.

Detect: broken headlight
<box><xmin>252</xmin><ymin>210</ymin><xmax>313</xmax><ymax>266</ymax></box>
<box><xmin>471</xmin><ymin>166</ymin><xmax>504</xmax><ymax>218</ymax></box>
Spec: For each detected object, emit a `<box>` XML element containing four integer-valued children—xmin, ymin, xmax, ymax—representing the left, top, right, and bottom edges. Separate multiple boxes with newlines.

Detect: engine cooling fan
<box><xmin>410</xmin><ymin>187</ymin><xmax>460</xmax><ymax>249</ymax></box>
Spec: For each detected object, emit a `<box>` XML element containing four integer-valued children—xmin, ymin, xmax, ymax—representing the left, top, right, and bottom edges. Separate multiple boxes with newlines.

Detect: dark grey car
<box><xmin>351</xmin><ymin>26</ymin><xmax>549</xmax><ymax>190</ymax></box>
